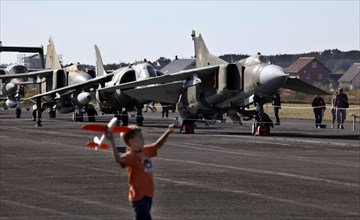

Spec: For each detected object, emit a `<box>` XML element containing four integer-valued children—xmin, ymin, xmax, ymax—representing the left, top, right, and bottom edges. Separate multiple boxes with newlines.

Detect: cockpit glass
<box><xmin>147</xmin><ymin>66</ymin><xmax>157</xmax><ymax>77</ymax></box>
<box><xmin>259</xmin><ymin>56</ymin><xmax>270</xmax><ymax>64</ymax></box>
<box><xmin>10</xmin><ymin>66</ymin><xmax>28</xmax><ymax>74</ymax></box>
<box><xmin>76</xmin><ymin>64</ymin><xmax>85</xmax><ymax>72</ymax></box>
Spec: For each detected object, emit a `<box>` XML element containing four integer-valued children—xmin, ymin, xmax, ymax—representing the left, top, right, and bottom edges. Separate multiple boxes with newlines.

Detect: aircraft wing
<box><xmin>0</xmin><ymin>69</ymin><xmax>55</xmax><ymax>80</ymax></box>
<box><xmin>122</xmin><ymin>81</ymin><xmax>183</xmax><ymax>103</ymax></box>
<box><xmin>28</xmin><ymin>73</ymin><xmax>114</xmax><ymax>100</ymax></box>
<box><xmin>282</xmin><ymin>77</ymin><xmax>330</xmax><ymax>95</ymax></box>
<box><xmin>97</xmin><ymin>65</ymin><xmax>221</xmax><ymax>92</ymax></box>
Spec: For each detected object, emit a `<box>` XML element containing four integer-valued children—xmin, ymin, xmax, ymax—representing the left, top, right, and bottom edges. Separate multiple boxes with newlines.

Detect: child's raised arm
<box><xmin>152</xmin><ymin>123</ymin><xmax>176</xmax><ymax>149</ymax></box>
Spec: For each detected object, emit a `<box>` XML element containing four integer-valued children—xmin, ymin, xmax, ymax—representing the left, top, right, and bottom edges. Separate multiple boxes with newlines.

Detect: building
<box><xmin>338</xmin><ymin>63</ymin><xmax>360</xmax><ymax>90</ymax></box>
<box><xmin>286</xmin><ymin>57</ymin><xmax>331</xmax><ymax>84</ymax></box>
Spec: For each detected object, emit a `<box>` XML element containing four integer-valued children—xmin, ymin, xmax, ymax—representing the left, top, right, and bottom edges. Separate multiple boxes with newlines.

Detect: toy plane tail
<box><xmin>191</xmin><ymin>30</ymin><xmax>227</xmax><ymax>68</ymax></box>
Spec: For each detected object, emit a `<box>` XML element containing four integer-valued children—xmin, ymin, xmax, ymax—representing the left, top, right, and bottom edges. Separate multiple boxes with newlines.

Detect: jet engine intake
<box><xmin>77</xmin><ymin>92</ymin><xmax>92</xmax><ymax>105</ymax></box>
<box><xmin>5</xmin><ymin>99</ymin><xmax>17</xmax><ymax>108</ymax></box>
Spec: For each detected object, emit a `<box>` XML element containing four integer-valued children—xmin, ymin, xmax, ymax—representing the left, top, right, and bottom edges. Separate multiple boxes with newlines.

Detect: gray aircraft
<box><xmin>0</xmin><ymin>38</ymin><xmax>99</xmax><ymax>126</ymax></box>
<box><xmin>93</xmin><ymin>45</ymin><xmax>164</xmax><ymax>126</ymax></box>
<box><xmin>97</xmin><ymin>30</ymin><xmax>329</xmax><ymax>134</ymax></box>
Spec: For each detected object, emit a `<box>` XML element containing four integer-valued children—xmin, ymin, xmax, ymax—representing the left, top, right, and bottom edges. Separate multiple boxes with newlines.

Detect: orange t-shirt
<box><xmin>120</xmin><ymin>145</ymin><xmax>157</xmax><ymax>202</ymax></box>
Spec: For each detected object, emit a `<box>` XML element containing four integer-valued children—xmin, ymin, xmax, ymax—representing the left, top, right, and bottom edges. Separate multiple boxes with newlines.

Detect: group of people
<box><xmin>311</xmin><ymin>88</ymin><xmax>349</xmax><ymax>129</ymax></box>
<box><xmin>273</xmin><ymin>88</ymin><xmax>349</xmax><ymax>129</ymax></box>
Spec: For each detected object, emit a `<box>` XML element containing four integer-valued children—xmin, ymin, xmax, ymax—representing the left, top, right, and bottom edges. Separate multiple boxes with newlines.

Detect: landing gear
<box><xmin>15</xmin><ymin>105</ymin><xmax>21</xmax><ymax>118</ymax></box>
<box><xmin>85</xmin><ymin>104</ymin><xmax>97</xmax><ymax>122</ymax></box>
<box><xmin>72</xmin><ymin>109</ymin><xmax>83</xmax><ymax>122</ymax></box>
<box><xmin>180</xmin><ymin>120</ymin><xmax>195</xmax><ymax>134</ymax></box>
<box><xmin>48</xmin><ymin>108</ymin><xmax>56</xmax><ymax>118</ymax></box>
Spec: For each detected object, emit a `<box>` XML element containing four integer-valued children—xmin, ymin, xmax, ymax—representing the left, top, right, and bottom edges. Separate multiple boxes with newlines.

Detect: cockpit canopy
<box><xmin>7</xmin><ymin>65</ymin><xmax>28</xmax><ymax>74</ymax></box>
<box><xmin>245</xmin><ymin>55</ymin><xmax>271</xmax><ymax>66</ymax></box>
<box><xmin>133</xmin><ymin>63</ymin><xmax>164</xmax><ymax>80</ymax></box>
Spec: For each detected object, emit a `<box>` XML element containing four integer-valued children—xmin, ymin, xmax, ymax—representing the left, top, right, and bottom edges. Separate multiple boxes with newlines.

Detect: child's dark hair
<box><xmin>121</xmin><ymin>126</ymin><xmax>142</xmax><ymax>146</ymax></box>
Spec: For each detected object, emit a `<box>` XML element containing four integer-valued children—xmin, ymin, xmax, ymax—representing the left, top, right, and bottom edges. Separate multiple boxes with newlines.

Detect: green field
<box><xmin>263</xmin><ymin>103</ymin><xmax>360</xmax><ymax>122</ymax></box>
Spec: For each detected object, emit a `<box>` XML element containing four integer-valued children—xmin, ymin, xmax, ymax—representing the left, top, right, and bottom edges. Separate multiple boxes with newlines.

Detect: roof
<box><xmin>160</xmin><ymin>58</ymin><xmax>195</xmax><ymax>74</ymax></box>
<box><xmin>338</xmin><ymin>63</ymin><xmax>360</xmax><ymax>82</ymax></box>
<box><xmin>286</xmin><ymin>57</ymin><xmax>315</xmax><ymax>73</ymax></box>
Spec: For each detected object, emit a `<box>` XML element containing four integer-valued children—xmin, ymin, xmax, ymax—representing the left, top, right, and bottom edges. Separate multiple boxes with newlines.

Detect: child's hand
<box><xmin>167</xmin><ymin>123</ymin><xmax>177</xmax><ymax>133</ymax></box>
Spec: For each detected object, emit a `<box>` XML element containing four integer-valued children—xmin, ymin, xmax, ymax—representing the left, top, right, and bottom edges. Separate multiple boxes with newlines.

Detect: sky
<box><xmin>0</xmin><ymin>0</ymin><xmax>359</xmax><ymax>65</ymax></box>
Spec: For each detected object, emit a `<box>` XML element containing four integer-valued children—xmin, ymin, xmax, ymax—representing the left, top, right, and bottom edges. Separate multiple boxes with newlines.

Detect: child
<box><xmin>105</xmin><ymin>122</ymin><xmax>176</xmax><ymax>220</ymax></box>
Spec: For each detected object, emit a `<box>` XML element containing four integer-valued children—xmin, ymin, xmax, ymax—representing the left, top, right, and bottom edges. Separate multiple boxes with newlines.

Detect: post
<box><xmin>350</xmin><ymin>113</ymin><xmax>358</xmax><ymax>132</ymax></box>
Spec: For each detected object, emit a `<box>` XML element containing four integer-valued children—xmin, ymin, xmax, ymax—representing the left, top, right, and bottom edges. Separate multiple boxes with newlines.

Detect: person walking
<box><xmin>330</xmin><ymin>92</ymin><xmax>338</xmax><ymax>128</ymax></box>
<box><xmin>334</xmin><ymin>88</ymin><xmax>349</xmax><ymax>129</ymax></box>
<box><xmin>311</xmin><ymin>94</ymin><xmax>326</xmax><ymax>128</ymax></box>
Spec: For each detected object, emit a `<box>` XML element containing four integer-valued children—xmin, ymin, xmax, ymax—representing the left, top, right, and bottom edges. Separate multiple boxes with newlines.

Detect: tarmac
<box><xmin>0</xmin><ymin>109</ymin><xmax>359</xmax><ymax>220</ymax></box>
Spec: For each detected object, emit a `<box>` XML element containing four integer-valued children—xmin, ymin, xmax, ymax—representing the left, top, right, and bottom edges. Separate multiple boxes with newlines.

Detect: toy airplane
<box><xmin>81</xmin><ymin>117</ymin><xmax>130</xmax><ymax>150</ymax></box>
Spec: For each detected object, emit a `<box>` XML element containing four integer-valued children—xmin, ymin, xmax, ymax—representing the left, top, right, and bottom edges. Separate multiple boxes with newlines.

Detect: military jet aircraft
<box><xmin>97</xmin><ymin>30</ymin><xmax>329</xmax><ymax>134</ymax></box>
<box><xmin>93</xmin><ymin>45</ymin><xmax>164</xmax><ymax>126</ymax></box>
<box><xmin>0</xmin><ymin>38</ymin><xmax>99</xmax><ymax>126</ymax></box>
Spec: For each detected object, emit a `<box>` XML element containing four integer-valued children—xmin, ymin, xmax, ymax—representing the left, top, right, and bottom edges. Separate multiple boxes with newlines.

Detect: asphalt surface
<box><xmin>1</xmin><ymin>109</ymin><xmax>359</xmax><ymax>220</ymax></box>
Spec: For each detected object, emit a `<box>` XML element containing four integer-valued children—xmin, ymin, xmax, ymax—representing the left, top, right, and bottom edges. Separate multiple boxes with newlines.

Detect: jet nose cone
<box><xmin>259</xmin><ymin>64</ymin><xmax>288</xmax><ymax>92</ymax></box>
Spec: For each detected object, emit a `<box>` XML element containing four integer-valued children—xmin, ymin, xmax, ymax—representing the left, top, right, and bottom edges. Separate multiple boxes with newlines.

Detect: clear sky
<box><xmin>1</xmin><ymin>0</ymin><xmax>359</xmax><ymax>65</ymax></box>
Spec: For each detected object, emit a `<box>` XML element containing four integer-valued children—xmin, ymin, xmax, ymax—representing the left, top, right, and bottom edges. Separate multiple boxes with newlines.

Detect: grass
<box><xmin>263</xmin><ymin>103</ymin><xmax>360</xmax><ymax>121</ymax></box>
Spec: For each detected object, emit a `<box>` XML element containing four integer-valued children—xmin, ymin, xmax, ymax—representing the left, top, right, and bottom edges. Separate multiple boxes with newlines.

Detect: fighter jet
<box><xmin>92</xmin><ymin>45</ymin><xmax>164</xmax><ymax>126</ymax></box>
<box><xmin>0</xmin><ymin>38</ymin><xmax>100</xmax><ymax>126</ymax></box>
<box><xmin>97</xmin><ymin>30</ymin><xmax>329</xmax><ymax>134</ymax></box>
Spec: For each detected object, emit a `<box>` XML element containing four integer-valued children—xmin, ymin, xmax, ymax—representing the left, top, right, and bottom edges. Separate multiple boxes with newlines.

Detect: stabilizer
<box><xmin>191</xmin><ymin>30</ymin><xmax>227</xmax><ymax>68</ymax></box>
<box><xmin>45</xmin><ymin>37</ymin><xmax>62</xmax><ymax>69</ymax></box>
<box><xmin>94</xmin><ymin>45</ymin><xmax>106</xmax><ymax>77</ymax></box>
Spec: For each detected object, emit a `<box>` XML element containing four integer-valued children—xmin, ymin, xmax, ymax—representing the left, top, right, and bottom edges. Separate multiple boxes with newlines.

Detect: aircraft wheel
<box><xmin>16</xmin><ymin>108</ymin><xmax>21</xmax><ymax>118</ymax></box>
<box><xmin>49</xmin><ymin>109</ymin><xmax>56</xmax><ymax>118</ymax></box>
<box><xmin>251</xmin><ymin>122</ymin><xmax>257</xmax><ymax>135</ymax></box>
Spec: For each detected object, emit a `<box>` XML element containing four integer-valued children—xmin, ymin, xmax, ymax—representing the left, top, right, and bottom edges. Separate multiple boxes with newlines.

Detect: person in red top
<box><xmin>106</xmin><ymin>123</ymin><xmax>176</xmax><ymax>220</ymax></box>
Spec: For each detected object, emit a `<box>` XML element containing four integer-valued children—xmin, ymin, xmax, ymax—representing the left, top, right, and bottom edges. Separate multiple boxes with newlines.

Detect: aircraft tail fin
<box><xmin>95</xmin><ymin>45</ymin><xmax>106</xmax><ymax>77</ymax></box>
<box><xmin>191</xmin><ymin>30</ymin><xmax>227</xmax><ymax>68</ymax></box>
<box><xmin>45</xmin><ymin>37</ymin><xmax>62</xmax><ymax>69</ymax></box>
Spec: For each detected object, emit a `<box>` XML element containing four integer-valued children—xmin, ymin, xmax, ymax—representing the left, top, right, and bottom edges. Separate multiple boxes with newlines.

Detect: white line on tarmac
<box><xmin>155</xmin><ymin>177</ymin><xmax>359</xmax><ymax>216</ymax></box>
<box><xmin>158</xmin><ymin>157</ymin><xmax>359</xmax><ymax>188</ymax></box>
<box><xmin>0</xmin><ymin>199</ymin><xmax>102</xmax><ymax>220</ymax></box>
<box><xmin>167</xmin><ymin>142</ymin><xmax>360</xmax><ymax>168</ymax></box>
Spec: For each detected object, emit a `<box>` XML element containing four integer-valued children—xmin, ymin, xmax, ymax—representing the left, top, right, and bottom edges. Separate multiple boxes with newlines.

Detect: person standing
<box><xmin>311</xmin><ymin>94</ymin><xmax>326</xmax><ymax>128</ymax></box>
<box><xmin>272</xmin><ymin>92</ymin><xmax>281</xmax><ymax>125</ymax></box>
<box><xmin>106</xmin><ymin>121</ymin><xmax>176</xmax><ymax>220</ymax></box>
<box><xmin>334</xmin><ymin>88</ymin><xmax>348</xmax><ymax>129</ymax></box>
<box><xmin>330</xmin><ymin>92</ymin><xmax>338</xmax><ymax>128</ymax></box>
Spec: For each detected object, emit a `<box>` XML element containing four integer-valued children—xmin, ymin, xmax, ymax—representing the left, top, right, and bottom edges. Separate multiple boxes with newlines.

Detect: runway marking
<box><xmin>167</xmin><ymin>142</ymin><xmax>360</xmax><ymax>168</ymax></box>
<box><xmin>158</xmin><ymin>157</ymin><xmax>359</xmax><ymax>188</ymax></box>
<box><xmin>156</xmin><ymin>177</ymin><xmax>359</xmax><ymax>216</ymax></box>
<box><xmin>0</xmin><ymin>199</ymin><xmax>102</xmax><ymax>220</ymax></box>
<box><xmin>10</xmin><ymin>159</ymin><xmax>358</xmax><ymax>217</ymax></box>
<box><xmin>205</xmin><ymin>133</ymin><xmax>360</xmax><ymax>148</ymax></box>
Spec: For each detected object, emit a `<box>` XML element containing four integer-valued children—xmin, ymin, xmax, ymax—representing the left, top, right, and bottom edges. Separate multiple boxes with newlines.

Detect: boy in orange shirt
<box><xmin>106</xmin><ymin>123</ymin><xmax>176</xmax><ymax>220</ymax></box>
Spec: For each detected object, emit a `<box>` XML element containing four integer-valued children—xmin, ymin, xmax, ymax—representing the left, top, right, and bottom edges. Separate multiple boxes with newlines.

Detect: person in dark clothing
<box><xmin>311</xmin><ymin>95</ymin><xmax>326</xmax><ymax>128</ymax></box>
<box><xmin>272</xmin><ymin>92</ymin><xmax>281</xmax><ymax>125</ymax></box>
<box><xmin>161</xmin><ymin>102</ymin><xmax>169</xmax><ymax>119</ymax></box>
<box><xmin>334</xmin><ymin>88</ymin><xmax>348</xmax><ymax>129</ymax></box>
